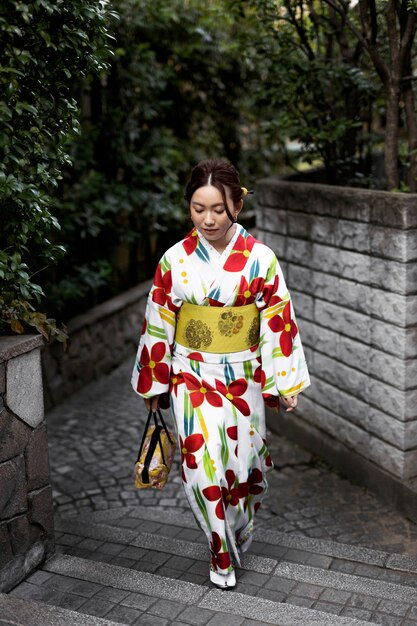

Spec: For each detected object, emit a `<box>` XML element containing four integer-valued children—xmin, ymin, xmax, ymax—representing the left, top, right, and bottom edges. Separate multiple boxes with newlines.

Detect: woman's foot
<box><xmin>209</xmin><ymin>565</ymin><xmax>236</xmax><ymax>589</ymax></box>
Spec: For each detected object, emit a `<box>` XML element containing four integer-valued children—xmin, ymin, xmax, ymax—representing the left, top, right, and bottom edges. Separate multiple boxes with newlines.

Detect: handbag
<box><xmin>134</xmin><ymin>408</ymin><xmax>176</xmax><ymax>489</ymax></box>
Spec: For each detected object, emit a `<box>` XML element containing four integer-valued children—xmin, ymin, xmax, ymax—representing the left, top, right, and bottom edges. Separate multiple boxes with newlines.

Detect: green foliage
<box><xmin>0</xmin><ymin>0</ymin><xmax>114</xmax><ymax>336</ymax></box>
<box><xmin>246</xmin><ymin>0</ymin><xmax>381</xmax><ymax>183</ymax></box>
<box><xmin>45</xmin><ymin>0</ymin><xmax>266</xmax><ymax>319</ymax></box>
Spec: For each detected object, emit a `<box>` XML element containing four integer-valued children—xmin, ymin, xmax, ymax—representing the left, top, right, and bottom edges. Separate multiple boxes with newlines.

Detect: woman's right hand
<box><xmin>144</xmin><ymin>395</ymin><xmax>160</xmax><ymax>412</ymax></box>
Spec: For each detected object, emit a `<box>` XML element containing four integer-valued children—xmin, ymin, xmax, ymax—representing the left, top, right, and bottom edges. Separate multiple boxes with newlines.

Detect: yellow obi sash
<box><xmin>175</xmin><ymin>302</ymin><xmax>260</xmax><ymax>353</ymax></box>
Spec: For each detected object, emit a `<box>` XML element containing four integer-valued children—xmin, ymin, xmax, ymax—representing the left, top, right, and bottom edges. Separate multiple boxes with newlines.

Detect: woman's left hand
<box><xmin>281</xmin><ymin>396</ymin><xmax>298</xmax><ymax>412</ymax></box>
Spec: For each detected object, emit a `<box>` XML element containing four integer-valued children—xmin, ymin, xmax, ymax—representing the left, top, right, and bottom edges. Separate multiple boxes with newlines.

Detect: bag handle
<box><xmin>136</xmin><ymin>407</ymin><xmax>174</xmax><ymax>464</ymax></box>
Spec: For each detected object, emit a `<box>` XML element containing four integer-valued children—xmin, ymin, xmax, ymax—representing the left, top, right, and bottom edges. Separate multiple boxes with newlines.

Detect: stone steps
<box><xmin>7</xmin><ymin>506</ymin><xmax>417</xmax><ymax>625</ymax></box>
<box><xmin>0</xmin><ymin>592</ymin><xmax>121</xmax><ymax>626</ymax></box>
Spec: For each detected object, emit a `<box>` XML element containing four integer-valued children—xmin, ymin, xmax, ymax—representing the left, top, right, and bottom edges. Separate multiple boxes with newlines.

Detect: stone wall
<box><xmin>0</xmin><ymin>335</ymin><xmax>54</xmax><ymax>592</ymax></box>
<box><xmin>256</xmin><ymin>179</ymin><xmax>417</xmax><ymax>517</ymax></box>
<box><xmin>42</xmin><ymin>281</ymin><xmax>151</xmax><ymax>409</ymax></box>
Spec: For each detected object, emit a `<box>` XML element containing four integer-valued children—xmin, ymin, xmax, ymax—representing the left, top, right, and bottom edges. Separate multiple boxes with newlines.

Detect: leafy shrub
<box><xmin>0</xmin><ymin>0</ymin><xmax>114</xmax><ymax>337</ymax></box>
<box><xmin>44</xmin><ymin>0</ymin><xmax>265</xmax><ymax>319</ymax></box>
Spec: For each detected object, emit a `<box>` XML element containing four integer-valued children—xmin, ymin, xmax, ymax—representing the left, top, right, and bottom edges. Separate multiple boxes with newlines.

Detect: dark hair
<box><xmin>184</xmin><ymin>158</ymin><xmax>245</xmax><ymax>223</ymax></box>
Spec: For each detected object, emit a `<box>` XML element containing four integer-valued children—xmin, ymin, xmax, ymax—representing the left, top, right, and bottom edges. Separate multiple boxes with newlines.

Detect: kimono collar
<box><xmin>196</xmin><ymin>223</ymin><xmax>244</xmax><ymax>260</ymax></box>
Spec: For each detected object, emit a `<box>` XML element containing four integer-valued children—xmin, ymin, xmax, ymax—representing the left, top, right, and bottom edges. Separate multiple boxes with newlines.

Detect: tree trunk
<box><xmin>384</xmin><ymin>81</ymin><xmax>400</xmax><ymax>189</ymax></box>
<box><xmin>403</xmin><ymin>82</ymin><xmax>417</xmax><ymax>192</ymax></box>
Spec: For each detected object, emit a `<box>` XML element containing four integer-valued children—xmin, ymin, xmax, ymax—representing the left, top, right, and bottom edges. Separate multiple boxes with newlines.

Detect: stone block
<box><xmin>371</xmin><ymin>320</ymin><xmax>417</xmax><ymax>359</ymax></box>
<box><xmin>312</xmin><ymin>244</ymin><xmax>370</xmax><ymax>283</ymax></box>
<box><xmin>0</xmin><ymin>457</ymin><xmax>27</xmax><ymax>519</ymax></box>
<box><xmin>370</xmin><ymin>226</ymin><xmax>417</xmax><ymax>262</ymax></box>
<box><xmin>338</xmin><ymin>336</ymin><xmax>369</xmax><ymax>375</ymax></box>
<box><xmin>259</xmin><ymin>231</ymin><xmax>286</xmax><ymax>259</ymax></box>
<box><xmin>291</xmin><ymin>290</ymin><xmax>314</xmax><ymax>320</ymax></box>
<box><xmin>298</xmin><ymin>396</ymin><xmax>405</xmax><ymax>478</ymax></box>
<box><xmin>0</xmin><ymin>409</ymin><xmax>31</xmax><ymax>464</ymax></box>
<box><xmin>28</xmin><ymin>486</ymin><xmax>54</xmax><ymax>540</ymax></box>
<box><xmin>255</xmin><ymin>206</ymin><xmax>264</xmax><ymax>229</ymax></box>
<box><xmin>263</xmin><ymin>208</ymin><xmax>287</xmax><ymax>235</ymax></box>
<box><xmin>366</xmin><ymin>377</ymin><xmax>417</xmax><ymax>420</ymax></box>
<box><xmin>304</xmin><ymin>374</ymin><xmax>407</xmax><ymax>449</ymax></box>
<box><xmin>336</xmin><ymin>278</ymin><xmax>370</xmax><ymax>314</ymax></box>
<box><xmin>313</xmin><ymin>352</ymin><xmax>369</xmax><ymax>403</ymax></box>
<box><xmin>284</xmin><ymin>237</ymin><xmax>313</xmax><ymax>267</ymax></box>
<box><xmin>287</xmin><ymin>264</ymin><xmax>314</xmax><ymax>295</ymax></box>
<box><xmin>0</xmin><ymin>336</ymin><xmax>43</xmax><ymax>365</ymax></box>
<box><xmin>0</xmin><ymin>522</ymin><xmax>13</xmax><ymax>567</ymax></box>
<box><xmin>370</xmin><ymin>198</ymin><xmax>417</xmax><ymax>229</ymax></box>
<box><xmin>404</xmin><ymin>448</ymin><xmax>417</xmax><ymax>480</ymax></box>
<box><xmin>301</xmin><ymin>320</ymin><xmax>340</xmax><ymax>361</ymax></box>
<box><xmin>6</xmin><ymin>349</ymin><xmax>44</xmax><ymax>428</ymax></box>
<box><xmin>287</xmin><ymin>212</ymin><xmax>313</xmax><ymax>239</ymax></box>
<box><xmin>368</xmin><ymin>289</ymin><xmax>411</xmax><ymax>327</ymax></box>
<box><xmin>374</xmin><ymin>258</ymin><xmax>417</xmax><ymax>296</ymax></box>
<box><xmin>310</xmin><ymin>216</ymin><xmax>338</xmax><ymax>246</ymax></box>
<box><xmin>335</xmin><ymin>220</ymin><xmax>370</xmax><ymax>253</ymax></box>
<box><xmin>0</xmin><ymin>363</ymin><xmax>5</xmax><ymax>394</ymax></box>
<box><xmin>314</xmin><ymin>299</ymin><xmax>370</xmax><ymax>344</ymax></box>
<box><xmin>369</xmin><ymin>349</ymin><xmax>417</xmax><ymax>390</ymax></box>
<box><xmin>312</xmin><ymin>271</ymin><xmax>340</xmax><ymax>303</ymax></box>
<box><xmin>25</xmin><ymin>426</ymin><xmax>50</xmax><ymax>491</ymax></box>
<box><xmin>8</xmin><ymin>515</ymin><xmax>30</xmax><ymax>555</ymax></box>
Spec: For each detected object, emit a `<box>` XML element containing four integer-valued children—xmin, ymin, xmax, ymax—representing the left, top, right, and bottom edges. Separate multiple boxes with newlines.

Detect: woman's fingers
<box><xmin>144</xmin><ymin>395</ymin><xmax>160</xmax><ymax>412</ymax></box>
<box><xmin>282</xmin><ymin>396</ymin><xmax>298</xmax><ymax>412</ymax></box>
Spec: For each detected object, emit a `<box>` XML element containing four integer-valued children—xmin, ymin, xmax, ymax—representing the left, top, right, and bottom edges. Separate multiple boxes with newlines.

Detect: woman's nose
<box><xmin>204</xmin><ymin>212</ymin><xmax>215</xmax><ymax>225</ymax></box>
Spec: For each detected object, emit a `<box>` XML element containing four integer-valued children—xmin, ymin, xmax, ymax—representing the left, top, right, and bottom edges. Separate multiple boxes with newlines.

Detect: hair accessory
<box><xmin>241</xmin><ymin>187</ymin><xmax>254</xmax><ymax>197</ymax></box>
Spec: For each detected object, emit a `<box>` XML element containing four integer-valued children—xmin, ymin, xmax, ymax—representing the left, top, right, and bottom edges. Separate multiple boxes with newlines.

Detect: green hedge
<box><xmin>0</xmin><ymin>0</ymin><xmax>114</xmax><ymax>337</ymax></box>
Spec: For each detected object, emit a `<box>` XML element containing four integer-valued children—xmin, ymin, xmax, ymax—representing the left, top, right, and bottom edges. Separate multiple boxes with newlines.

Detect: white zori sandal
<box><xmin>209</xmin><ymin>565</ymin><xmax>236</xmax><ymax>589</ymax></box>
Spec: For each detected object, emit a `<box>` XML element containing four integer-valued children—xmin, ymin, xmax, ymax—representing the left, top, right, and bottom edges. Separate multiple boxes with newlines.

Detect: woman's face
<box><xmin>190</xmin><ymin>185</ymin><xmax>241</xmax><ymax>250</ymax></box>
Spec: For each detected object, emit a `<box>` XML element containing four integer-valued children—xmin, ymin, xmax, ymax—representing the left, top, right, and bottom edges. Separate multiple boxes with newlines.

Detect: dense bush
<box><xmin>248</xmin><ymin>0</ymin><xmax>417</xmax><ymax>190</ymax></box>
<box><xmin>0</xmin><ymin>0</ymin><xmax>114</xmax><ymax>336</ymax></box>
<box><xmin>43</xmin><ymin>0</ymin><xmax>269</xmax><ymax>319</ymax></box>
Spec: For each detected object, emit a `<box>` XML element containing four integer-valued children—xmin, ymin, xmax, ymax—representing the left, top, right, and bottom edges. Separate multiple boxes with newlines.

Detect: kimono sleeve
<box><xmin>131</xmin><ymin>255</ymin><xmax>179</xmax><ymax>398</ymax></box>
<box><xmin>259</xmin><ymin>254</ymin><xmax>310</xmax><ymax>404</ymax></box>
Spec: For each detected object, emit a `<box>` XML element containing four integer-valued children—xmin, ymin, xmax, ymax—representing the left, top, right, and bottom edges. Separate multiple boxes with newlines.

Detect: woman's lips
<box><xmin>204</xmin><ymin>229</ymin><xmax>217</xmax><ymax>233</ymax></box>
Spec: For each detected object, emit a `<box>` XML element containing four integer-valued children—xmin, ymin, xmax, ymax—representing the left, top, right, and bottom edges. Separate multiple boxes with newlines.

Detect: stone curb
<box><xmin>55</xmin><ymin>517</ymin><xmax>276</xmax><ymax>574</ymax></box>
<box><xmin>275</xmin><ymin>561</ymin><xmax>417</xmax><ymax>603</ymax></box>
<box><xmin>199</xmin><ymin>589</ymin><xmax>371</xmax><ymax>626</ymax></box>
<box><xmin>44</xmin><ymin>554</ymin><xmax>206</xmax><ymax>604</ymax></box>
<box><xmin>0</xmin><ymin>592</ymin><xmax>119</xmax><ymax>626</ymax></box>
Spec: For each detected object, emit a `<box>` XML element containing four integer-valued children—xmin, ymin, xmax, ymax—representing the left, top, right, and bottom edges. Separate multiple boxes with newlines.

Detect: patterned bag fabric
<box><xmin>134</xmin><ymin>408</ymin><xmax>176</xmax><ymax>489</ymax></box>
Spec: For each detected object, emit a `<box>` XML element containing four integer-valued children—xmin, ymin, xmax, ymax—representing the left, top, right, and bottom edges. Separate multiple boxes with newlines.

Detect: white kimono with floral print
<box><xmin>132</xmin><ymin>224</ymin><xmax>310</xmax><ymax>573</ymax></box>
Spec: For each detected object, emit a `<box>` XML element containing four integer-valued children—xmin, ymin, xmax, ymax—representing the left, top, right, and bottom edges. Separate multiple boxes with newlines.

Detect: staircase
<box><xmin>2</xmin><ymin>505</ymin><xmax>417</xmax><ymax>626</ymax></box>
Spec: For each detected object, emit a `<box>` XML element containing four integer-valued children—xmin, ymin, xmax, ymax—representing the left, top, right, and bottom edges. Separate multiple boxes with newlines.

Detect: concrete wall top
<box><xmin>0</xmin><ymin>335</ymin><xmax>43</xmax><ymax>365</ymax></box>
<box><xmin>257</xmin><ymin>179</ymin><xmax>417</xmax><ymax>229</ymax></box>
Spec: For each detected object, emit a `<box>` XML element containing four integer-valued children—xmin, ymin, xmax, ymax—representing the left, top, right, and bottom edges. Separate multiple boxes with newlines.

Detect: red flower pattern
<box><xmin>223</xmin><ymin>234</ymin><xmax>256</xmax><ymax>272</ymax></box>
<box><xmin>215</xmin><ymin>378</ymin><xmax>250</xmax><ymax>416</ymax></box>
<box><xmin>182</xmin><ymin>228</ymin><xmax>199</xmax><ymax>256</ymax></box>
<box><xmin>180</xmin><ymin>434</ymin><xmax>205</xmax><ymax>469</ymax></box>
<box><xmin>221</xmin><ymin>469</ymin><xmax>240</xmax><ymax>508</ymax></box>
<box><xmin>267</xmin><ymin>301</ymin><xmax>298</xmax><ymax>357</ymax></box>
<box><xmin>136</xmin><ymin>343</ymin><xmax>169</xmax><ymax>394</ymax></box>
<box><xmin>234</xmin><ymin>276</ymin><xmax>264</xmax><ymax>306</ymax></box>
<box><xmin>183</xmin><ymin>373</ymin><xmax>223</xmax><ymax>408</ymax></box>
<box><xmin>262</xmin><ymin>275</ymin><xmax>282</xmax><ymax>309</ymax></box>
<box><xmin>210</xmin><ymin>532</ymin><xmax>231</xmax><ymax>570</ymax></box>
<box><xmin>169</xmin><ymin>372</ymin><xmax>184</xmax><ymax>397</ymax></box>
<box><xmin>152</xmin><ymin>264</ymin><xmax>171</xmax><ymax>305</ymax></box>
<box><xmin>202</xmin><ymin>485</ymin><xmax>225</xmax><ymax>520</ymax></box>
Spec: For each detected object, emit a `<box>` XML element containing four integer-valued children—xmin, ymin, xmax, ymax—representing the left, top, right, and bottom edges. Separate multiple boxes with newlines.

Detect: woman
<box><xmin>131</xmin><ymin>158</ymin><xmax>310</xmax><ymax>589</ymax></box>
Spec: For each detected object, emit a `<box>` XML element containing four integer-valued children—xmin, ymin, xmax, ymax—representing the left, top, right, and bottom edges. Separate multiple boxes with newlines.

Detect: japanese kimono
<box><xmin>131</xmin><ymin>224</ymin><xmax>310</xmax><ymax>574</ymax></box>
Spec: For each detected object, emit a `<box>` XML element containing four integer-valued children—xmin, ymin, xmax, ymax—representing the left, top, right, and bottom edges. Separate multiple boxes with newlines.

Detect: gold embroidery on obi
<box><xmin>175</xmin><ymin>302</ymin><xmax>259</xmax><ymax>353</ymax></box>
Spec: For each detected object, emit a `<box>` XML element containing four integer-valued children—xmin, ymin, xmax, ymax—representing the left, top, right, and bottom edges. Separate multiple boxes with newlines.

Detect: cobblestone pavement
<box><xmin>47</xmin><ymin>358</ymin><xmax>417</xmax><ymax>555</ymax></box>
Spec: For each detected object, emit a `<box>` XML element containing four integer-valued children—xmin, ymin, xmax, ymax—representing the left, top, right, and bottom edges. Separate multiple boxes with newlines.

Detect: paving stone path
<box><xmin>5</xmin><ymin>358</ymin><xmax>417</xmax><ymax>625</ymax></box>
<box><xmin>47</xmin><ymin>359</ymin><xmax>417</xmax><ymax>554</ymax></box>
